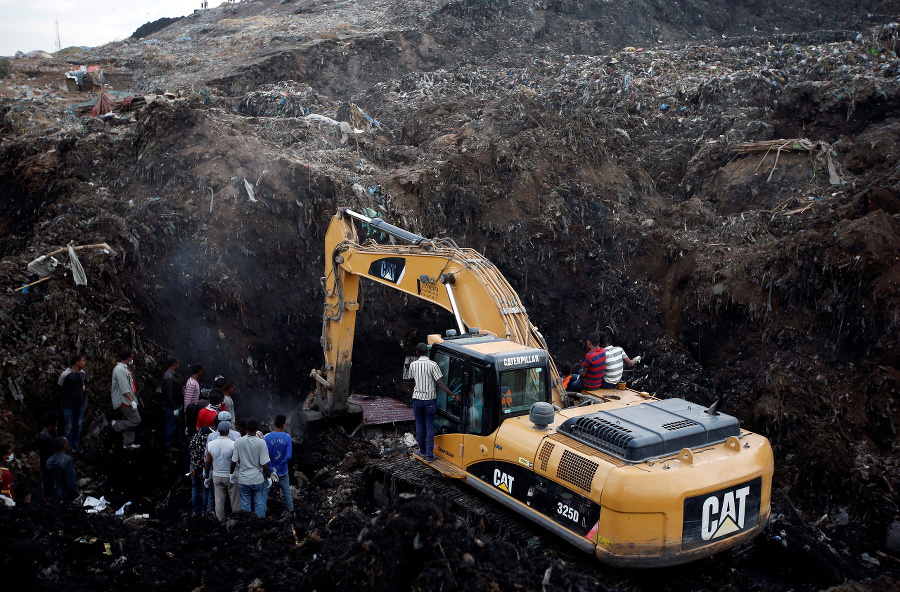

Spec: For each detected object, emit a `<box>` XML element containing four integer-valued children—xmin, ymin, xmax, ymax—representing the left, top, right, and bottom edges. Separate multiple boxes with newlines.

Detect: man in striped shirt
<box><xmin>569</xmin><ymin>332</ymin><xmax>606</xmax><ymax>392</ymax></box>
<box><xmin>183</xmin><ymin>364</ymin><xmax>203</xmax><ymax>408</ymax></box>
<box><xmin>600</xmin><ymin>334</ymin><xmax>641</xmax><ymax>389</ymax></box>
<box><xmin>409</xmin><ymin>343</ymin><xmax>455</xmax><ymax>462</ymax></box>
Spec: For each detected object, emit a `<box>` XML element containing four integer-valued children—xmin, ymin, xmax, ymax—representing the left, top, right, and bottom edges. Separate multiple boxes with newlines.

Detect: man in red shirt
<box><xmin>197</xmin><ymin>391</ymin><xmax>224</xmax><ymax>430</ymax></box>
<box><xmin>569</xmin><ymin>332</ymin><xmax>606</xmax><ymax>392</ymax></box>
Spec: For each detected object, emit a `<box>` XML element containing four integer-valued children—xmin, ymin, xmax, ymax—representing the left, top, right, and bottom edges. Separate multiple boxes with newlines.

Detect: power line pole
<box><xmin>55</xmin><ymin>17</ymin><xmax>61</xmax><ymax>52</ymax></box>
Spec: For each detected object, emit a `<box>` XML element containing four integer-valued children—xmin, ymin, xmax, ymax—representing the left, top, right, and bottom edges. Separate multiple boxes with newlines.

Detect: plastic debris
<box><xmin>860</xmin><ymin>553</ymin><xmax>880</xmax><ymax>566</ymax></box>
<box><xmin>244</xmin><ymin>178</ymin><xmax>257</xmax><ymax>202</ymax></box>
<box><xmin>68</xmin><ymin>246</ymin><xmax>87</xmax><ymax>286</ymax></box>
<box><xmin>83</xmin><ymin>495</ymin><xmax>109</xmax><ymax>513</ymax></box>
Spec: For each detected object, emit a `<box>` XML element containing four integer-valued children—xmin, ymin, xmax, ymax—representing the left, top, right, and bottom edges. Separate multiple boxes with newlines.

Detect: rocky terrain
<box><xmin>0</xmin><ymin>0</ymin><xmax>899</xmax><ymax>590</ymax></box>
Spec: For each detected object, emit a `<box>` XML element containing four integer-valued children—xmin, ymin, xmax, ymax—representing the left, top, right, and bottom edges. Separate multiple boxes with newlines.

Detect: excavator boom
<box><xmin>316</xmin><ymin>208</ymin><xmax>563</xmax><ymax>414</ymax></box>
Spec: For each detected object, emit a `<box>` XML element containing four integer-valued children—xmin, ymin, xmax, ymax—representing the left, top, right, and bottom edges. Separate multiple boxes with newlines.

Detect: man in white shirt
<box><xmin>230</xmin><ymin>418</ymin><xmax>274</xmax><ymax>517</ymax></box>
<box><xmin>409</xmin><ymin>343</ymin><xmax>455</xmax><ymax>462</ymax></box>
<box><xmin>110</xmin><ymin>348</ymin><xmax>141</xmax><ymax>449</ymax></box>
<box><xmin>601</xmin><ymin>334</ymin><xmax>641</xmax><ymax>389</ymax></box>
<box><xmin>205</xmin><ymin>421</ymin><xmax>238</xmax><ymax>521</ymax></box>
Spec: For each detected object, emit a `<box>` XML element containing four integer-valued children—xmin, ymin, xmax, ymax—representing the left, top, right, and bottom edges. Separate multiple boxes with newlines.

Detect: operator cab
<box><xmin>423</xmin><ymin>329</ymin><xmax>551</xmax><ymax>437</ymax></box>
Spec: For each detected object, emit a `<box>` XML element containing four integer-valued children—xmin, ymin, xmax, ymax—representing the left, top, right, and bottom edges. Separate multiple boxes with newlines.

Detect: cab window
<box><xmin>499</xmin><ymin>366</ymin><xmax>546</xmax><ymax>414</ymax></box>
<box><xmin>466</xmin><ymin>365</ymin><xmax>485</xmax><ymax>435</ymax></box>
<box><xmin>433</xmin><ymin>351</ymin><xmax>463</xmax><ymax>420</ymax></box>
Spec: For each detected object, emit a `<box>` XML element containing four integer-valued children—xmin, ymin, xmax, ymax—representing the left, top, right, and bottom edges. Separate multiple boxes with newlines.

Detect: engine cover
<box><xmin>557</xmin><ymin>398</ymin><xmax>741</xmax><ymax>462</ymax></box>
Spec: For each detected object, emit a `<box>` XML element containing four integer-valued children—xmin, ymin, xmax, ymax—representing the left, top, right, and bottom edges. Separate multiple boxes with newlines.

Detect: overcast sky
<box><xmin>0</xmin><ymin>0</ymin><xmax>224</xmax><ymax>57</ymax></box>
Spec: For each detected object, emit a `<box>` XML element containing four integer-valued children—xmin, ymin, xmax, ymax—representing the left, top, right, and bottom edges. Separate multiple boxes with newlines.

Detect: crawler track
<box><xmin>365</xmin><ymin>454</ymin><xmax>593</xmax><ymax>566</ymax></box>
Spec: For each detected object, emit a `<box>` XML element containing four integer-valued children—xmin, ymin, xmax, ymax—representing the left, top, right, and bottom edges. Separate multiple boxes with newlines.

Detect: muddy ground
<box><xmin>1</xmin><ymin>0</ymin><xmax>899</xmax><ymax>590</ymax></box>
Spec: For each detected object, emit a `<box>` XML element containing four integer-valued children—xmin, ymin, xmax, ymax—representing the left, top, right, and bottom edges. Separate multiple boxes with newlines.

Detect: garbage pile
<box><xmin>239</xmin><ymin>82</ymin><xmax>335</xmax><ymax>118</ymax></box>
<box><xmin>0</xmin><ymin>1</ymin><xmax>899</xmax><ymax>590</ymax></box>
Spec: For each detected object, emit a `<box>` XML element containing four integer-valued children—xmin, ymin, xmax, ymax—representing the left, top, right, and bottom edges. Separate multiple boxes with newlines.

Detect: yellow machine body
<box><xmin>315</xmin><ymin>209</ymin><xmax>774</xmax><ymax>567</ymax></box>
<box><xmin>422</xmin><ymin>385</ymin><xmax>772</xmax><ymax>567</ymax></box>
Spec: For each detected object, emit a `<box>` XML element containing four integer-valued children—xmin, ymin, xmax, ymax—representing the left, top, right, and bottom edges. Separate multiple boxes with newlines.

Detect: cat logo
<box><xmin>493</xmin><ymin>469</ymin><xmax>515</xmax><ymax>494</ymax></box>
<box><xmin>701</xmin><ymin>486</ymin><xmax>751</xmax><ymax>540</ymax></box>
<box><xmin>682</xmin><ymin>477</ymin><xmax>761</xmax><ymax>550</ymax></box>
<box><xmin>367</xmin><ymin>258</ymin><xmax>406</xmax><ymax>285</ymax></box>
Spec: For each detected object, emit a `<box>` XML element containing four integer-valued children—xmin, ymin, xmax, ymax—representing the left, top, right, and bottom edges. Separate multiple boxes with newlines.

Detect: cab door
<box><xmin>461</xmin><ymin>363</ymin><xmax>496</xmax><ymax>480</ymax></box>
<box><xmin>432</xmin><ymin>350</ymin><xmax>466</xmax><ymax>468</ymax></box>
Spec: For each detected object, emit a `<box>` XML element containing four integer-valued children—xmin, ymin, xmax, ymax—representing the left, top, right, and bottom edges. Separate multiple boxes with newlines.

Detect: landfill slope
<box><xmin>1</xmin><ymin>0</ymin><xmax>899</xmax><ymax>590</ymax></box>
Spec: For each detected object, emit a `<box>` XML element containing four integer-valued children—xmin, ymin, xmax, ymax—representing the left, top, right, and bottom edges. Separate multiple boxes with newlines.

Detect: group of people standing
<box><xmin>188</xmin><ymin>411</ymin><xmax>293</xmax><ymax>521</ymax></box>
<box><xmin>153</xmin><ymin>353</ymin><xmax>294</xmax><ymax>520</ymax></box>
<box><xmin>0</xmin><ymin>347</ymin><xmax>295</xmax><ymax>521</ymax></box>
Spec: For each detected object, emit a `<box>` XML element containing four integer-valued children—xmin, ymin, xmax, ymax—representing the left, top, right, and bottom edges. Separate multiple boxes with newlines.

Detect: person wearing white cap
<box><xmin>205</xmin><ymin>420</ymin><xmax>239</xmax><ymax>522</ymax></box>
<box><xmin>202</xmin><ymin>411</ymin><xmax>241</xmax><ymax>515</ymax></box>
<box><xmin>207</xmin><ymin>411</ymin><xmax>240</xmax><ymax>445</ymax></box>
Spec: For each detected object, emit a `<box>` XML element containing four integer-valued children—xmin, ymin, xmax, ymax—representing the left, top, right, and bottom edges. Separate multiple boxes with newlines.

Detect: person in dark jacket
<box><xmin>34</xmin><ymin>413</ymin><xmax>58</xmax><ymax>498</ymax></box>
<box><xmin>58</xmin><ymin>354</ymin><xmax>87</xmax><ymax>449</ymax></box>
<box><xmin>184</xmin><ymin>391</ymin><xmax>208</xmax><ymax>441</ymax></box>
<box><xmin>161</xmin><ymin>356</ymin><xmax>182</xmax><ymax>451</ymax></box>
<box><xmin>46</xmin><ymin>437</ymin><xmax>79</xmax><ymax>501</ymax></box>
<box><xmin>188</xmin><ymin>427</ymin><xmax>213</xmax><ymax>516</ymax></box>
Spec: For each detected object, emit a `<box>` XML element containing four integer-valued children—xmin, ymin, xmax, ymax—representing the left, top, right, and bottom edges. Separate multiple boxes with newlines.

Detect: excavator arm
<box><xmin>313</xmin><ymin>208</ymin><xmax>563</xmax><ymax>414</ymax></box>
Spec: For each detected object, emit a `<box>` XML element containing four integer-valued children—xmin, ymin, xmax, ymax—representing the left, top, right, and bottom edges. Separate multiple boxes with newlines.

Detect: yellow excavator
<box><xmin>310</xmin><ymin>208</ymin><xmax>774</xmax><ymax>568</ymax></box>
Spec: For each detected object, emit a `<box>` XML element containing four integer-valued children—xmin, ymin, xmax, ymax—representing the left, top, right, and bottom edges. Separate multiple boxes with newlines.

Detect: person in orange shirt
<box><xmin>559</xmin><ymin>363</ymin><xmax>573</xmax><ymax>390</ymax></box>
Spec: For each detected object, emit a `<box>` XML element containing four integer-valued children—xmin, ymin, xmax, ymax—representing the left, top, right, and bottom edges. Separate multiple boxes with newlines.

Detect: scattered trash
<box><xmin>23</xmin><ymin>243</ymin><xmax>116</xmax><ymax>285</ymax></box>
<box><xmin>887</xmin><ymin>520</ymin><xmax>900</xmax><ymax>553</ymax></box>
<box><xmin>115</xmin><ymin>501</ymin><xmax>132</xmax><ymax>516</ymax></box>
<box><xmin>832</xmin><ymin>508</ymin><xmax>850</xmax><ymax>526</ymax></box>
<box><xmin>83</xmin><ymin>496</ymin><xmax>109</xmax><ymax>513</ymax></box>
<box><xmin>860</xmin><ymin>552</ymin><xmax>880</xmax><ymax>567</ymax></box>
<box><xmin>733</xmin><ymin>139</ymin><xmax>844</xmax><ymax>185</ymax></box>
<box><xmin>244</xmin><ymin>178</ymin><xmax>257</xmax><ymax>202</ymax></box>
<box><xmin>7</xmin><ymin>377</ymin><xmax>24</xmax><ymax>403</ymax></box>
<box><xmin>41</xmin><ymin>563</ymin><xmax>58</xmax><ymax>577</ymax></box>
<box><xmin>67</xmin><ymin>246</ymin><xmax>87</xmax><ymax>286</ymax></box>
<box><xmin>65</xmin><ymin>65</ymin><xmax>103</xmax><ymax>92</ymax></box>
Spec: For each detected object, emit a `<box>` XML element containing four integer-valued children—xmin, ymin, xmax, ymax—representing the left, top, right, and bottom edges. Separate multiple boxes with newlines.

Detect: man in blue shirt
<box><xmin>264</xmin><ymin>414</ymin><xmax>293</xmax><ymax>515</ymax></box>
